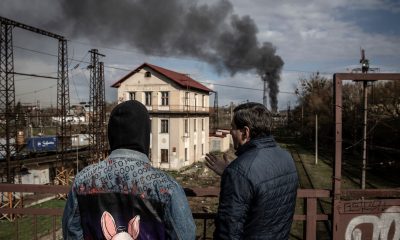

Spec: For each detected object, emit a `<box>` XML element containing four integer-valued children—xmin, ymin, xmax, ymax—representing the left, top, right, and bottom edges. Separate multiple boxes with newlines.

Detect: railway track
<box><xmin>286</xmin><ymin>144</ymin><xmax>332</xmax><ymax>239</ymax></box>
<box><xmin>0</xmin><ymin>150</ymin><xmax>90</xmax><ymax>169</ymax></box>
<box><xmin>286</xmin><ymin>141</ymin><xmax>399</xmax><ymax>239</ymax></box>
<box><xmin>289</xmin><ymin>145</ymin><xmax>314</xmax><ymax>189</ymax></box>
<box><xmin>317</xmin><ymin>149</ymin><xmax>398</xmax><ymax>189</ymax></box>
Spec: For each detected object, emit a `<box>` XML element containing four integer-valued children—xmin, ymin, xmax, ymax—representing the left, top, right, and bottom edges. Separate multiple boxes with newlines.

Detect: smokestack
<box><xmin>263</xmin><ymin>78</ymin><xmax>268</xmax><ymax>109</ymax></box>
<box><xmin>47</xmin><ymin>0</ymin><xmax>284</xmax><ymax>109</ymax></box>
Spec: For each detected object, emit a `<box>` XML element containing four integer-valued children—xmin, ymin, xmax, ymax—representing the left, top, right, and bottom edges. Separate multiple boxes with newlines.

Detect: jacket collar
<box><xmin>108</xmin><ymin>148</ymin><xmax>150</xmax><ymax>163</ymax></box>
<box><xmin>235</xmin><ymin>135</ymin><xmax>276</xmax><ymax>156</ymax></box>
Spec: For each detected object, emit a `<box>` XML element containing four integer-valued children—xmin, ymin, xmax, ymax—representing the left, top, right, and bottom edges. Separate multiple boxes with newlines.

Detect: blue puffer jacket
<box><xmin>214</xmin><ymin>136</ymin><xmax>299</xmax><ymax>239</ymax></box>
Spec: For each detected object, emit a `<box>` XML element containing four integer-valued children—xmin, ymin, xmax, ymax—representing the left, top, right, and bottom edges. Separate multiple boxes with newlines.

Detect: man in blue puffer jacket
<box><xmin>206</xmin><ymin>102</ymin><xmax>298</xmax><ymax>239</ymax></box>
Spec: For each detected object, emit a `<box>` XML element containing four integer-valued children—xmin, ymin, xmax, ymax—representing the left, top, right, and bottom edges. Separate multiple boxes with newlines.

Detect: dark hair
<box><xmin>233</xmin><ymin>102</ymin><xmax>271</xmax><ymax>139</ymax></box>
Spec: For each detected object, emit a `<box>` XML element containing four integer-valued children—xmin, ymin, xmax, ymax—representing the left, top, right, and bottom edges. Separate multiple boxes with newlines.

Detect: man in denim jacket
<box><xmin>62</xmin><ymin>100</ymin><xmax>196</xmax><ymax>239</ymax></box>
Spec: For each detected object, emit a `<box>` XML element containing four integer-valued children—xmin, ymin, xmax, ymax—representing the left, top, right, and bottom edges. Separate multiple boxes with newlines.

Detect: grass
<box><xmin>280</xmin><ymin>143</ymin><xmax>334</xmax><ymax>240</ymax></box>
<box><xmin>0</xmin><ymin>199</ymin><xmax>65</xmax><ymax>240</ymax></box>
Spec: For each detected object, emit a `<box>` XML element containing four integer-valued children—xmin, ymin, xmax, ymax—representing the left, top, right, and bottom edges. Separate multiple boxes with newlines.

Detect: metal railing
<box><xmin>0</xmin><ymin>184</ymin><xmax>331</xmax><ymax>240</ymax></box>
<box><xmin>146</xmin><ymin>104</ymin><xmax>210</xmax><ymax>114</ymax></box>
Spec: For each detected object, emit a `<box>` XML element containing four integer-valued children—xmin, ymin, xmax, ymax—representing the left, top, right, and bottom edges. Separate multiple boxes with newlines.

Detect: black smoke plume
<box><xmin>50</xmin><ymin>0</ymin><xmax>284</xmax><ymax>111</ymax></box>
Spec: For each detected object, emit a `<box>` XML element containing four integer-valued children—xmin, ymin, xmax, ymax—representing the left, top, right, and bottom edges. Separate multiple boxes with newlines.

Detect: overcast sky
<box><xmin>1</xmin><ymin>0</ymin><xmax>399</xmax><ymax>110</ymax></box>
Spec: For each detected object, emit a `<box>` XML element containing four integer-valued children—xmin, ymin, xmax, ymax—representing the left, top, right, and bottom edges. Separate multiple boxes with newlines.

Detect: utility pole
<box><xmin>0</xmin><ymin>16</ymin><xmax>69</xmax><ymax>221</ymax></box>
<box><xmin>88</xmin><ymin>49</ymin><xmax>106</xmax><ymax>164</ymax></box>
<box><xmin>357</xmin><ymin>48</ymin><xmax>370</xmax><ymax>189</ymax></box>
<box><xmin>213</xmin><ymin>91</ymin><xmax>219</xmax><ymax>132</ymax></box>
<box><xmin>230</xmin><ymin>102</ymin><xmax>234</xmax><ymax>122</ymax></box>
<box><xmin>315</xmin><ymin>113</ymin><xmax>318</xmax><ymax>165</ymax></box>
<box><xmin>57</xmin><ymin>38</ymin><xmax>70</xmax><ymax>166</ymax></box>
<box><xmin>361</xmin><ymin>81</ymin><xmax>368</xmax><ymax>189</ymax></box>
<box><xmin>0</xmin><ymin>21</ymin><xmax>16</xmax><ymax>183</ymax></box>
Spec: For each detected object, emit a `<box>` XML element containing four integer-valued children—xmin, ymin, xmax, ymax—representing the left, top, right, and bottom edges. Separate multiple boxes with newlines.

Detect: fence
<box><xmin>0</xmin><ymin>184</ymin><xmax>330</xmax><ymax>239</ymax></box>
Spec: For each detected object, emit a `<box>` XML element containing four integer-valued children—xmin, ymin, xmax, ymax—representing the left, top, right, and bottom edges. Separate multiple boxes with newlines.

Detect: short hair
<box><xmin>233</xmin><ymin>102</ymin><xmax>271</xmax><ymax>138</ymax></box>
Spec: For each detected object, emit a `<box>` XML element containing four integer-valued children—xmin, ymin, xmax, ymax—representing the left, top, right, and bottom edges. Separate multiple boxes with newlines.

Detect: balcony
<box><xmin>147</xmin><ymin>105</ymin><xmax>210</xmax><ymax>115</ymax></box>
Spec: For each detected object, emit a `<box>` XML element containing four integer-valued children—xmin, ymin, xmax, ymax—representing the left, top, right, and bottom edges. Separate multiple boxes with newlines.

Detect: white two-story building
<box><xmin>111</xmin><ymin>63</ymin><xmax>211</xmax><ymax>170</ymax></box>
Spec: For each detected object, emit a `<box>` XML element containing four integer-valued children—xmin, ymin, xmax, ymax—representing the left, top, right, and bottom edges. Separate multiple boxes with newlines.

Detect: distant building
<box><xmin>51</xmin><ymin>115</ymin><xmax>85</xmax><ymax>124</ymax></box>
<box><xmin>111</xmin><ymin>63</ymin><xmax>212</xmax><ymax>170</ymax></box>
<box><xmin>209</xmin><ymin>129</ymin><xmax>231</xmax><ymax>153</ymax></box>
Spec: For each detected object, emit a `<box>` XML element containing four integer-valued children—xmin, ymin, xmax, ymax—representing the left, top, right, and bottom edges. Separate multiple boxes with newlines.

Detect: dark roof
<box><xmin>111</xmin><ymin>63</ymin><xmax>212</xmax><ymax>93</ymax></box>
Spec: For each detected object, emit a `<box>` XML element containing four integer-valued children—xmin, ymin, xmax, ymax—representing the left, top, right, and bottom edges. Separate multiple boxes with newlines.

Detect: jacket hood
<box><xmin>108</xmin><ymin>100</ymin><xmax>150</xmax><ymax>154</ymax></box>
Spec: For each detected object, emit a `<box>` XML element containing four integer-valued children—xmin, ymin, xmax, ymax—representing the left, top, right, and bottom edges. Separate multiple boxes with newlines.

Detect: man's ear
<box><xmin>242</xmin><ymin>126</ymin><xmax>250</xmax><ymax>141</ymax></box>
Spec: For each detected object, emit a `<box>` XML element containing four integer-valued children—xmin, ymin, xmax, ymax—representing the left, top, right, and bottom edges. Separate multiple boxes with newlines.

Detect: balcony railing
<box><xmin>0</xmin><ymin>184</ymin><xmax>330</xmax><ymax>240</ymax></box>
<box><xmin>146</xmin><ymin>104</ymin><xmax>210</xmax><ymax>114</ymax></box>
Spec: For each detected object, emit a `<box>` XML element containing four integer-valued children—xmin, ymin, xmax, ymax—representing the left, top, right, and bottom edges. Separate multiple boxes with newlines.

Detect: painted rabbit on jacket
<box><xmin>101</xmin><ymin>211</ymin><xmax>140</xmax><ymax>240</ymax></box>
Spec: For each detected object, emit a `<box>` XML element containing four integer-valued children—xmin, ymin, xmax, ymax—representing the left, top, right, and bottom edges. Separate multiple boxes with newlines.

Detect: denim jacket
<box><xmin>62</xmin><ymin>149</ymin><xmax>196</xmax><ymax>239</ymax></box>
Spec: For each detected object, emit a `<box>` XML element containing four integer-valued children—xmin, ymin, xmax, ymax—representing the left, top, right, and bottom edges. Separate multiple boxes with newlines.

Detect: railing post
<box><xmin>203</xmin><ymin>218</ymin><xmax>207</xmax><ymax>239</ymax></box>
<box><xmin>34</xmin><ymin>215</ymin><xmax>38</xmax><ymax>239</ymax></box>
<box><xmin>306</xmin><ymin>197</ymin><xmax>317</xmax><ymax>240</ymax></box>
<box><xmin>16</xmin><ymin>218</ymin><xmax>19</xmax><ymax>239</ymax></box>
<box><xmin>53</xmin><ymin>215</ymin><xmax>56</xmax><ymax>239</ymax></box>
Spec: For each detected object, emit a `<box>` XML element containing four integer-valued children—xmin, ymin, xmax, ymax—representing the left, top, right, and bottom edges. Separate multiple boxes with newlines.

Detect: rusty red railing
<box><xmin>0</xmin><ymin>184</ymin><xmax>331</xmax><ymax>240</ymax></box>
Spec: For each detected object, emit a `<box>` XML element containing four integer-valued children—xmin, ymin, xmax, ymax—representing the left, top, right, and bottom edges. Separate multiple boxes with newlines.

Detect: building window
<box><xmin>161</xmin><ymin>149</ymin><xmax>168</xmax><ymax>163</ymax></box>
<box><xmin>201</xmin><ymin>118</ymin><xmax>204</xmax><ymax>131</ymax></box>
<box><xmin>202</xmin><ymin>143</ymin><xmax>204</xmax><ymax>155</ymax></box>
<box><xmin>194</xmin><ymin>94</ymin><xmax>197</xmax><ymax>109</ymax></box>
<box><xmin>161</xmin><ymin>92</ymin><xmax>169</xmax><ymax>106</ymax></box>
<box><xmin>184</xmin><ymin>119</ymin><xmax>188</xmax><ymax>133</ymax></box>
<box><xmin>161</xmin><ymin>119</ymin><xmax>169</xmax><ymax>133</ymax></box>
<box><xmin>129</xmin><ymin>92</ymin><xmax>135</xmax><ymax>100</ymax></box>
<box><xmin>185</xmin><ymin>148</ymin><xmax>188</xmax><ymax>162</ymax></box>
<box><xmin>194</xmin><ymin>119</ymin><xmax>197</xmax><ymax>132</ymax></box>
<box><xmin>145</xmin><ymin>71</ymin><xmax>151</xmax><ymax>77</ymax></box>
<box><xmin>185</xmin><ymin>92</ymin><xmax>189</xmax><ymax>107</ymax></box>
<box><xmin>202</xmin><ymin>95</ymin><xmax>205</xmax><ymax>107</ymax></box>
<box><xmin>145</xmin><ymin>92</ymin><xmax>152</xmax><ymax>106</ymax></box>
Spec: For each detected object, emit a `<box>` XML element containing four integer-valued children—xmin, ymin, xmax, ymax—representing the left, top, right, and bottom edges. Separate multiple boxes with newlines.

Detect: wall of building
<box><xmin>153</xmin><ymin>116</ymin><xmax>209</xmax><ymax>170</ymax></box>
<box><xmin>20</xmin><ymin>166</ymin><xmax>50</xmax><ymax>185</ymax></box>
<box><xmin>209</xmin><ymin>130</ymin><xmax>231</xmax><ymax>153</ymax></box>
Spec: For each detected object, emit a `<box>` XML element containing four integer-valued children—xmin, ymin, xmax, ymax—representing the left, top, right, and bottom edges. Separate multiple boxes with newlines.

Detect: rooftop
<box><xmin>111</xmin><ymin>63</ymin><xmax>212</xmax><ymax>93</ymax></box>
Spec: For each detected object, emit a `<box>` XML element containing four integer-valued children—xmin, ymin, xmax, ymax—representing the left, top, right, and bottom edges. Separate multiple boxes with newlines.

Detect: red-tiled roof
<box><xmin>111</xmin><ymin>63</ymin><xmax>212</xmax><ymax>93</ymax></box>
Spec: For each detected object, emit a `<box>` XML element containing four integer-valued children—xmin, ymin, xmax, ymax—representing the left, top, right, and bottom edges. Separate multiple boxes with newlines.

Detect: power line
<box><xmin>197</xmin><ymin>81</ymin><xmax>296</xmax><ymax>95</ymax></box>
<box><xmin>14</xmin><ymin>44</ymin><xmax>336</xmax><ymax>75</ymax></box>
<box><xmin>9</xmin><ymin>71</ymin><xmax>58</xmax><ymax>79</ymax></box>
<box><xmin>68</xmin><ymin>52</ymin><xmax>90</xmax><ymax>102</ymax></box>
<box><xmin>17</xmin><ymin>84</ymin><xmax>57</xmax><ymax>97</ymax></box>
<box><xmin>70</xmin><ymin>40</ymin><xmax>340</xmax><ymax>75</ymax></box>
<box><xmin>15</xmin><ymin>71</ymin><xmax>58</xmax><ymax>81</ymax></box>
<box><xmin>14</xmin><ymin>44</ymin><xmax>131</xmax><ymax>72</ymax></box>
<box><xmin>14</xmin><ymin>45</ymin><xmax>89</xmax><ymax>64</ymax></box>
<box><xmin>78</xmin><ymin>68</ymin><xmax>90</xmax><ymax>88</ymax></box>
<box><xmin>69</xmin><ymin>70</ymin><xmax>83</xmax><ymax>102</ymax></box>
<box><xmin>14</xmin><ymin>44</ymin><xmax>300</xmax><ymax>94</ymax></box>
